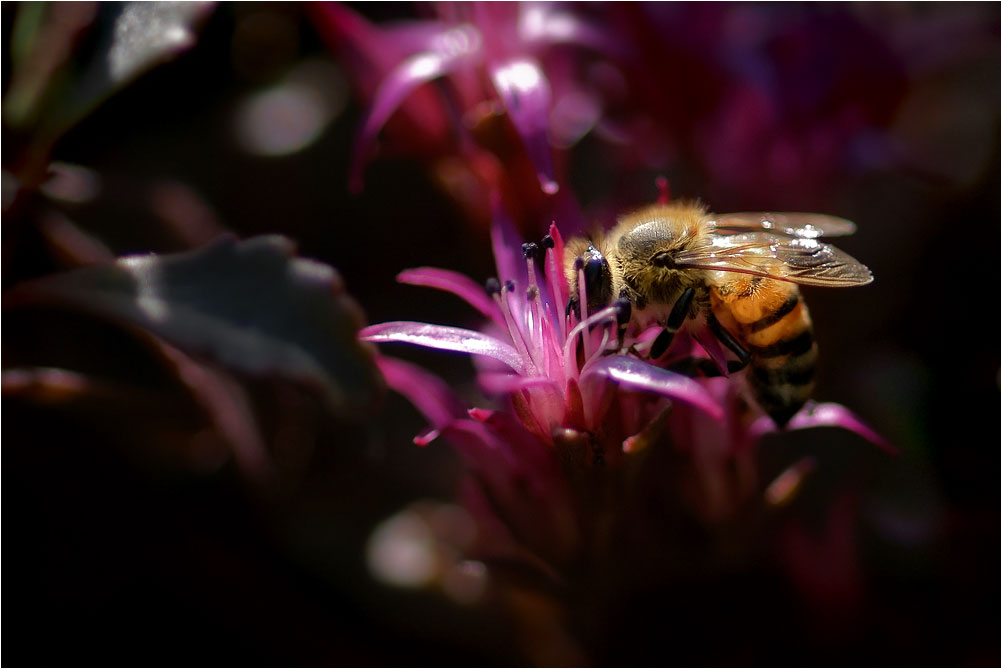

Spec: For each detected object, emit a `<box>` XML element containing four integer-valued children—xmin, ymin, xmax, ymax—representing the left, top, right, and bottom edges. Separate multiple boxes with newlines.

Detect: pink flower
<box><xmin>312</xmin><ymin>2</ymin><xmax>626</xmax><ymax>198</ymax></box>
<box><xmin>359</xmin><ymin>201</ymin><xmax>891</xmax><ymax>565</ymax></box>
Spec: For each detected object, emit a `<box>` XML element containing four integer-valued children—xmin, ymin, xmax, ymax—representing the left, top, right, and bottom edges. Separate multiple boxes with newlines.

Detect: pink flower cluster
<box><xmin>360</xmin><ymin>205</ymin><xmax>889</xmax><ymax>563</ymax></box>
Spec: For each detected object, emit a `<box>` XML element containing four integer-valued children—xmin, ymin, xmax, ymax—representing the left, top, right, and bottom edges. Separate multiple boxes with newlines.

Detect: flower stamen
<box><xmin>563</xmin><ymin>305</ymin><xmax>618</xmax><ymax>379</ymax></box>
<box><xmin>494</xmin><ymin>279</ymin><xmax>541</xmax><ymax>374</ymax></box>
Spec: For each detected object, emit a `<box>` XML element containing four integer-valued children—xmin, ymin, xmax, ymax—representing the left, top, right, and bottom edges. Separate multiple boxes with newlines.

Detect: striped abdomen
<box><xmin>710</xmin><ymin>277</ymin><xmax>817</xmax><ymax>427</ymax></box>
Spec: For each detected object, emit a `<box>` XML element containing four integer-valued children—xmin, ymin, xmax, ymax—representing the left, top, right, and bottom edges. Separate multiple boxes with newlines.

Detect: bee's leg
<box><xmin>650</xmin><ymin>287</ymin><xmax>695</xmax><ymax>359</ymax></box>
<box><xmin>612</xmin><ymin>296</ymin><xmax>632</xmax><ymax>350</ymax></box>
<box><xmin>566</xmin><ymin>297</ymin><xmax>578</xmax><ymax>320</ymax></box>
<box><xmin>708</xmin><ymin>312</ymin><xmax>750</xmax><ymax>371</ymax></box>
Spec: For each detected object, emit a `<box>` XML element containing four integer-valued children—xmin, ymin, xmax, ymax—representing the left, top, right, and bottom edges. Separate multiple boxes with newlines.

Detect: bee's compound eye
<box><xmin>652</xmin><ymin>252</ymin><xmax>675</xmax><ymax>268</ymax></box>
<box><xmin>584</xmin><ymin>257</ymin><xmax>607</xmax><ymax>294</ymax></box>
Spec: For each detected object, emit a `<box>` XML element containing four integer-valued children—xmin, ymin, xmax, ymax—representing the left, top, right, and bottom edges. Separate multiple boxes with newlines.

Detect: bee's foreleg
<box><xmin>650</xmin><ymin>287</ymin><xmax>695</xmax><ymax>359</ymax></box>
<box><xmin>566</xmin><ymin>297</ymin><xmax>578</xmax><ymax>320</ymax></box>
<box><xmin>708</xmin><ymin>312</ymin><xmax>750</xmax><ymax>370</ymax></box>
<box><xmin>613</xmin><ymin>297</ymin><xmax>632</xmax><ymax>350</ymax></box>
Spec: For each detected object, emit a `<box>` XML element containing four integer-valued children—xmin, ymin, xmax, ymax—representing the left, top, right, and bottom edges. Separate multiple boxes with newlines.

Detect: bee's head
<box><xmin>616</xmin><ymin>210</ymin><xmax>707</xmax><ymax>303</ymax></box>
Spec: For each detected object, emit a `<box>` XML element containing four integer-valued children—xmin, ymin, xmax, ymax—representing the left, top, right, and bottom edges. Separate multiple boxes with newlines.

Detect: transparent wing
<box><xmin>709</xmin><ymin>212</ymin><xmax>857</xmax><ymax>238</ymax></box>
<box><xmin>676</xmin><ymin>232</ymin><xmax>873</xmax><ymax>287</ymax></box>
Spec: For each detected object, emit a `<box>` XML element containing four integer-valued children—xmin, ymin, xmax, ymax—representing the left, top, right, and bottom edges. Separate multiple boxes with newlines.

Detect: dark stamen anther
<box><xmin>540</xmin><ymin>235</ymin><xmax>554</xmax><ymax>250</ymax></box>
<box><xmin>485</xmin><ymin>277</ymin><xmax>501</xmax><ymax>296</ymax></box>
<box><xmin>573</xmin><ymin>257</ymin><xmax>584</xmax><ymax>271</ymax></box>
<box><xmin>504</xmin><ymin>279</ymin><xmax>515</xmax><ymax>292</ymax></box>
<box><xmin>526</xmin><ymin>286</ymin><xmax>538</xmax><ymax>300</ymax></box>
<box><xmin>521</xmin><ymin>242</ymin><xmax>539</xmax><ymax>260</ymax></box>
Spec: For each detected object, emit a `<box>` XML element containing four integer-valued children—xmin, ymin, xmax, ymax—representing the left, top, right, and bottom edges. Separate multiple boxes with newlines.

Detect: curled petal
<box><xmin>489</xmin><ymin>58</ymin><xmax>557</xmax><ymax>194</ymax></box>
<box><xmin>789</xmin><ymin>402</ymin><xmax>896</xmax><ymax>453</ymax></box>
<box><xmin>349</xmin><ymin>24</ymin><xmax>483</xmax><ymax>191</ymax></box>
<box><xmin>398</xmin><ymin>267</ymin><xmax>502</xmax><ymax>327</ymax></box>
<box><xmin>360</xmin><ymin>321</ymin><xmax>525</xmax><ymax>374</ymax></box>
<box><xmin>746</xmin><ymin>401</ymin><xmax>896</xmax><ymax>454</ymax></box>
<box><xmin>582</xmin><ymin>356</ymin><xmax>724</xmax><ymax>421</ymax></box>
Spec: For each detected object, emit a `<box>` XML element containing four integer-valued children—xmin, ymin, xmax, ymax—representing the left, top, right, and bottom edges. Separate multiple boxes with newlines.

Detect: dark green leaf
<box><xmin>6</xmin><ymin>235</ymin><xmax>383</xmax><ymax>416</ymax></box>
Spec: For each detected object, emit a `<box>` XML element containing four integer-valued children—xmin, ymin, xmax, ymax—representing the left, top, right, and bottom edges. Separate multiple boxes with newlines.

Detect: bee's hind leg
<box><xmin>707</xmin><ymin>312</ymin><xmax>750</xmax><ymax>371</ymax></box>
<box><xmin>649</xmin><ymin>287</ymin><xmax>695</xmax><ymax>359</ymax></box>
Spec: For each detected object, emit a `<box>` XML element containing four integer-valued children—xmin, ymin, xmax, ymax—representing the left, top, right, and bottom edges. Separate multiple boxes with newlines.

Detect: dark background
<box><xmin>4</xmin><ymin>3</ymin><xmax>999</xmax><ymax>665</ymax></box>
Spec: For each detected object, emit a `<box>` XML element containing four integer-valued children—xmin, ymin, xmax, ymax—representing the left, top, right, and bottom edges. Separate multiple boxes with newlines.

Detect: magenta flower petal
<box><xmin>516</xmin><ymin>4</ymin><xmax>632</xmax><ymax>62</ymax></box>
<box><xmin>582</xmin><ymin>356</ymin><xmax>724</xmax><ymax>421</ymax></box>
<box><xmin>745</xmin><ymin>401</ymin><xmax>895</xmax><ymax>454</ymax></box>
<box><xmin>788</xmin><ymin>402</ymin><xmax>897</xmax><ymax>454</ymax></box>
<box><xmin>360</xmin><ymin>321</ymin><xmax>526</xmax><ymax>374</ymax></box>
<box><xmin>489</xmin><ymin>57</ymin><xmax>558</xmax><ymax>194</ymax></box>
<box><xmin>348</xmin><ymin>24</ymin><xmax>483</xmax><ymax>191</ymax></box>
<box><xmin>545</xmin><ymin>222</ymin><xmax>569</xmax><ymax>311</ymax></box>
<box><xmin>375</xmin><ymin>355</ymin><xmax>465</xmax><ymax>429</ymax></box>
<box><xmin>397</xmin><ymin>267</ymin><xmax>503</xmax><ymax>328</ymax></box>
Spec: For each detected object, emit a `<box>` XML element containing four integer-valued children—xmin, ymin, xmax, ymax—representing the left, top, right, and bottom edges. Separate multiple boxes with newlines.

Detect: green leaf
<box><xmin>6</xmin><ymin>235</ymin><xmax>383</xmax><ymax>416</ymax></box>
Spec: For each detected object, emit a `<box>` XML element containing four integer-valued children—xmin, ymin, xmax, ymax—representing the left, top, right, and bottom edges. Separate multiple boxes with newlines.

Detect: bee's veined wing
<box><xmin>709</xmin><ymin>212</ymin><xmax>857</xmax><ymax>238</ymax></box>
<box><xmin>675</xmin><ymin>232</ymin><xmax>873</xmax><ymax>287</ymax></box>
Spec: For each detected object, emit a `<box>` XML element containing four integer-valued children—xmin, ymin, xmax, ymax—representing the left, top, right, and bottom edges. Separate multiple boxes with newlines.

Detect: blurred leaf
<box><xmin>106</xmin><ymin>2</ymin><xmax>214</xmax><ymax>85</ymax></box>
<box><xmin>3</xmin><ymin>3</ymin><xmax>97</xmax><ymax>129</ymax></box>
<box><xmin>62</xmin><ymin>1</ymin><xmax>214</xmax><ymax>128</ymax></box>
<box><xmin>5</xmin><ymin>235</ymin><xmax>383</xmax><ymax>416</ymax></box>
<box><xmin>3</xmin><ymin>2</ymin><xmax>214</xmax><ymax>183</ymax></box>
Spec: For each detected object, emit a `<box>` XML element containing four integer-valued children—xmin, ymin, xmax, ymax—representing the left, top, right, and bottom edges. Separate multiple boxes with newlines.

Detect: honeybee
<box><xmin>565</xmin><ymin>202</ymin><xmax>873</xmax><ymax>426</ymax></box>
